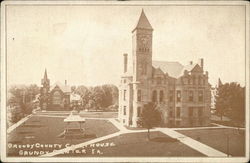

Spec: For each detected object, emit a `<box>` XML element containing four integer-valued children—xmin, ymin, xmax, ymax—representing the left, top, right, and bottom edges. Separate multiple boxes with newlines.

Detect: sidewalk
<box><xmin>158</xmin><ymin>128</ymin><xmax>228</xmax><ymax>157</ymax></box>
<box><xmin>7</xmin><ymin>114</ymin><xmax>32</xmax><ymax>134</ymax></box>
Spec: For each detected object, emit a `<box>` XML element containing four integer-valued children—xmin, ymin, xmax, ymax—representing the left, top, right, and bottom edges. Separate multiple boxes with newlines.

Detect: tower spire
<box><xmin>132</xmin><ymin>9</ymin><xmax>153</xmax><ymax>32</ymax></box>
<box><xmin>44</xmin><ymin>68</ymin><xmax>48</xmax><ymax>80</ymax></box>
<box><xmin>218</xmin><ymin>78</ymin><xmax>223</xmax><ymax>87</ymax></box>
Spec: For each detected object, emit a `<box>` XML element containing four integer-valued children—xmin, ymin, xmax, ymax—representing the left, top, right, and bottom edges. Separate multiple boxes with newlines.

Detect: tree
<box><xmin>215</xmin><ymin>82</ymin><xmax>245</xmax><ymax>126</ymax></box>
<box><xmin>7</xmin><ymin>84</ymin><xmax>40</xmax><ymax>125</ymax></box>
<box><xmin>92</xmin><ymin>86</ymin><xmax>105</xmax><ymax>110</ymax></box>
<box><xmin>138</xmin><ymin>102</ymin><xmax>161</xmax><ymax>140</ymax></box>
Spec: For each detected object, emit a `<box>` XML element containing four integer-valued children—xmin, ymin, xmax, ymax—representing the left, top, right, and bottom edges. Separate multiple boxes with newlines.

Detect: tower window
<box><xmin>142</xmin><ymin>63</ymin><xmax>147</xmax><ymax>75</ymax></box>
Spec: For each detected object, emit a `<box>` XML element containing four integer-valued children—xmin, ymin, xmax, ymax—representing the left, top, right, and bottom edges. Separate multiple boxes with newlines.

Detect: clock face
<box><xmin>140</xmin><ymin>35</ymin><xmax>149</xmax><ymax>46</ymax></box>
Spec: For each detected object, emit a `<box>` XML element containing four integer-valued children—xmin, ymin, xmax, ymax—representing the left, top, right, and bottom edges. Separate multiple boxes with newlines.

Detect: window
<box><xmin>188</xmin><ymin>77</ymin><xmax>190</xmax><ymax>84</ymax></box>
<box><xmin>177</xmin><ymin>90</ymin><xmax>181</xmax><ymax>102</ymax></box>
<box><xmin>52</xmin><ymin>91</ymin><xmax>61</xmax><ymax>105</ymax></box>
<box><xmin>152</xmin><ymin>90</ymin><xmax>157</xmax><ymax>102</ymax></box>
<box><xmin>176</xmin><ymin>121</ymin><xmax>180</xmax><ymax>126</ymax></box>
<box><xmin>169</xmin><ymin>90</ymin><xmax>173</xmax><ymax>102</ymax></box>
<box><xmin>142</xmin><ymin>63</ymin><xmax>147</xmax><ymax>75</ymax></box>
<box><xmin>198</xmin><ymin>107</ymin><xmax>203</xmax><ymax>117</ymax></box>
<box><xmin>176</xmin><ymin>107</ymin><xmax>180</xmax><ymax>118</ymax></box>
<box><xmin>198</xmin><ymin>76</ymin><xmax>201</xmax><ymax>85</ymax></box>
<box><xmin>198</xmin><ymin>90</ymin><xmax>204</xmax><ymax>102</ymax></box>
<box><xmin>189</xmin><ymin>107</ymin><xmax>193</xmax><ymax>117</ymax></box>
<box><xmin>192</xmin><ymin>76</ymin><xmax>196</xmax><ymax>85</ymax></box>
<box><xmin>137</xmin><ymin>107</ymin><xmax>141</xmax><ymax>117</ymax></box>
<box><xmin>123</xmin><ymin>106</ymin><xmax>126</xmax><ymax>115</ymax></box>
<box><xmin>156</xmin><ymin>77</ymin><xmax>162</xmax><ymax>85</ymax></box>
<box><xmin>159</xmin><ymin>90</ymin><xmax>164</xmax><ymax>102</ymax></box>
<box><xmin>123</xmin><ymin>90</ymin><xmax>127</xmax><ymax>101</ymax></box>
<box><xmin>169</xmin><ymin>111</ymin><xmax>173</xmax><ymax>117</ymax></box>
<box><xmin>203</xmin><ymin>79</ymin><xmax>205</xmax><ymax>85</ymax></box>
<box><xmin>137</xmin><ymin>90</ymin><xmax>142</xmax><ymax>102</ymax></box>
<box><xmin>189</xmin><ymin>91</ymin><xmax>194</xmax><ymax>102</ymax></box>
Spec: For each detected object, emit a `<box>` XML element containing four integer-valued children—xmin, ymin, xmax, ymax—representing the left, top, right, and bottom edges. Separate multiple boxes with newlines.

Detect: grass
<box><xmin>178</xmin><ymin>128</ymin><xmax>245</xmax><ymax>156</ymax></box>
<box><xmin>7</xmin><ymin>116</ymin><xmax>119</xmax><ymax>157</ymax></box>
<box><xmin>57</xmin><ymin>131</ymin><xmax>205</xmax><ymax>157</ymax></box>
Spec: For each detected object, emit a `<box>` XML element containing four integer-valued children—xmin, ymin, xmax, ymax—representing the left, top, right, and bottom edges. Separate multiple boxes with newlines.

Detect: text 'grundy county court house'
<box><xmin>118</xmin><ymin>10</ymin><xmax>211</xmax><ymax>127</ymax></box>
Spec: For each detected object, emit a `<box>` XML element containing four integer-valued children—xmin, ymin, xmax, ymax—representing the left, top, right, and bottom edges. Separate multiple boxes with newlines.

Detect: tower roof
<box><xmin>132</xmin><ymin>9</ymin><xmax>153</xmax><ymax>32</ymax></box>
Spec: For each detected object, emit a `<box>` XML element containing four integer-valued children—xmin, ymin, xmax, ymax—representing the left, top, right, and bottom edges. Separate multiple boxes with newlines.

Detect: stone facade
<box><xmin>40</xmin><ymin>70</ymin><xmax>70</xmax><ymax>110</ymax></box>
<box><xmin>118</xmin><ymin>10</ymin><xmax>211</xmax><ymax>127</ymax></box>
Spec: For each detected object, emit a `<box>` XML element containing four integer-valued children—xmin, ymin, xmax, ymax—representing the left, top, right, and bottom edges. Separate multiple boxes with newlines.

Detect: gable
<box><xmin>191</xmin><ymin>64</ymin><xmax>202</xmax><ymax>72</ymax></box>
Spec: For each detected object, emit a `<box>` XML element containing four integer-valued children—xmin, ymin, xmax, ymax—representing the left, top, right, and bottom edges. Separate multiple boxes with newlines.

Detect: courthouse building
<box><xmin>118</xmin><ymin>10</ymin><xmax>211</xmax><ymax>127</ymax></box>
<box><xmin>40</xmin><ymin>69</ymin><xmax>71</xmax><ymax>110</ymax></box>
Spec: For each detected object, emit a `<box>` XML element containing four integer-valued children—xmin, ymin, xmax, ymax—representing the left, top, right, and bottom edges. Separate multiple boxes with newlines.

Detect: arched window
<box><xmin>159</xmin><ymin>90</ymin><xmax>164</xmax><ymax>102</ymax></box>
<box><xmin>152</xmin><ymin>90</ymin><xmax>157</xmax><ymax>102</ymax></box>
<box><xmin>52</xmin><ymin>91</ymin><xmax>61</xmax><ymax>105</ymax></box>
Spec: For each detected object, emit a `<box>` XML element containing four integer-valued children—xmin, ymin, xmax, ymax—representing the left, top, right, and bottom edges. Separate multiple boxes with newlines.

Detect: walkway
<box><xmin>157</xmin><ymin>128</ymin><xmax>228</xmax><ymax>157</ymax></box>
<box><xmin>7</xmin><ymin>114</ymin><xmax>32</xmax><ymax>134</ymax></box>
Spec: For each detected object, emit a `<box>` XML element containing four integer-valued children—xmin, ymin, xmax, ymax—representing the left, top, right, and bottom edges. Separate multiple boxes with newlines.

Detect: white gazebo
<box><xmin>63</xmin><ymin>111</ymin><xmax>86</xmax><ymax>138</ymax></box>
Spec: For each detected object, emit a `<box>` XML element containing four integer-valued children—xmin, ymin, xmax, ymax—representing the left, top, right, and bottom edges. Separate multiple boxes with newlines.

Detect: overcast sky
<box><xmin>6</xmin><ymin>5</ymin><xmax>246</xmax><ymax>87</ymax></box>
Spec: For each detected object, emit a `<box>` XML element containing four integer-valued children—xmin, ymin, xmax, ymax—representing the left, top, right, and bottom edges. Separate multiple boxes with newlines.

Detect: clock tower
<box><xmin>132</xmin><ymin>9</ymin><xmax>153</xmax><ymax>82</ymax></box>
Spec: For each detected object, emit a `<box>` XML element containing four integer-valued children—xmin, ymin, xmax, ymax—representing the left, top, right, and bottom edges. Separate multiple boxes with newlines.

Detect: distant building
<box><xmin>40</xmin><ymin>69</ymin><xmax>70</xmax><ymax>110</ymax></box>
<box><xmin>118</xmin><ymin>10</ymin><xmax>211</xmax><ymax>127</ymax></box>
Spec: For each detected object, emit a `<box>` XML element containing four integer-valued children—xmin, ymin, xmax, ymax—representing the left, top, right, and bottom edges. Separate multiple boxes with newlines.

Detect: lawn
<box><xmin>7</xmin><ymin>116</ymin><xmax>119</xmax><ymax>157</ymax></box>
<box><xmin>57</xmin><ymin>131</ymin><xmax>205</xmax><ymax>157</ymax></box>
<box><xmin>178</xmin><ymin>128</ymin><xmax>245</xmax><ymax>156</ymax></box>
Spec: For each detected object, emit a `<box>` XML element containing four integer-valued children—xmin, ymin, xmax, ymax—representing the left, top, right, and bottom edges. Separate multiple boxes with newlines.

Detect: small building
<box><xmin>40</xmin><ymin>69</ymin><xmax>71</xmax><ymax>110</ymax></box>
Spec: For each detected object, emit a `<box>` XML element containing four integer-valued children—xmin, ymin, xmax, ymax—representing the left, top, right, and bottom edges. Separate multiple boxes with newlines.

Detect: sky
<box><xmin>6</xmin><ymin>5</ymin><xmax>246</xmax><ymax>87</ymax></box>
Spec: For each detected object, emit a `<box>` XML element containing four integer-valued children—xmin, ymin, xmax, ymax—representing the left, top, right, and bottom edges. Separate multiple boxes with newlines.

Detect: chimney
<box><xmin>65</xmin><ymin>80</ymin><xmax>67</xmax><ymax>85</ymax></box>
<box><xmin>198</xmin><ymin>58</ymin><xmax>204</xmax><ymax>69</ymax></box>
<box><xmin>123</xmin><ymin>53</ymin><xmax>128</xmax><ymax>73</ymax></box>
<box><xmin>189</xmin><ymin>61</ymin><xmax>193</xmax><ymax>65</ymax></box>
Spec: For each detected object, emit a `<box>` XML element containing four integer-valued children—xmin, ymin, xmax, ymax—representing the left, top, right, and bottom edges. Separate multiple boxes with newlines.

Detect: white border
<box><xmin>1</xmin><ymin>1</ymin><xmax>249</xmax><ymax>162</ymax></box>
